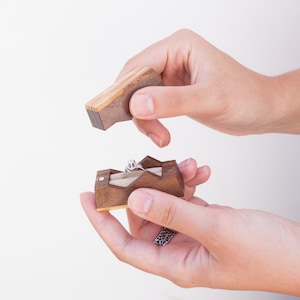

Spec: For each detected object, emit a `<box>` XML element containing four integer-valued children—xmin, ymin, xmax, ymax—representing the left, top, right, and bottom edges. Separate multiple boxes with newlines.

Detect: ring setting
<box><xmin>125</xmin><ymin>160</ymin><xmax>146</xmax><ymax>172</ymax></box>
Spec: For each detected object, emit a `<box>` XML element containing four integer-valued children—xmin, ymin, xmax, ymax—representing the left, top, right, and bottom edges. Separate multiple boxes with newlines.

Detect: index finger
<box><xmin>116</xmin><ymin>37</ymin><xmax>168</xmax><ymax>80</ymax></box>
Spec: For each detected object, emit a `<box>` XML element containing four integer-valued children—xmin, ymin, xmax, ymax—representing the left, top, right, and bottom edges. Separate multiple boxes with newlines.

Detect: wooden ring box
<box><xmin>85</xmin><ymin>68</ymin><xmax>184</xmax><ymax>211</ymax></box>
<box><xmin>94</xmin><ymin>156</ymin><xmax>184</xmax><ymax>211</ymax></box>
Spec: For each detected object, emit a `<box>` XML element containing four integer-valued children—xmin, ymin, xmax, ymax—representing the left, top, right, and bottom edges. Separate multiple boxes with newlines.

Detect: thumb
<box><xmin>128</xmin><ymin>188</ymin><xmax>214</xmax><ymax>245</ymax></box>
<box><xmin>130</xmin><ymin>85</ymin><xmax>202</xmax><ymax>119</ymax></box>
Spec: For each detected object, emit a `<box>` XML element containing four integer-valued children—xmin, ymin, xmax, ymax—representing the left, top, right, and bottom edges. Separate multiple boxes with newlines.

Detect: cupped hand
<box><xmin>81</xmin><ymin>158</ymin><xmax>300</xmax><ymax>296</ymax></box>
<box><xmin>125</xmin><ymin>188</ymin><xmax>300</xmax><ymax>295</ymax></box>
<box><xmin>117</xmin><ymin>29</ymin><xmax>276</xmax><ymax>147</ymax></box>
<box><xmin>80</xmin><ymin>156</ymin><xmax>210</xmax><ymax>261</ymax></box>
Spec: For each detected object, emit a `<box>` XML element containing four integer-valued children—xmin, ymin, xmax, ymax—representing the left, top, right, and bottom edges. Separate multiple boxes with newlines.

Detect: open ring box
<box><xmin>94</xmin><ymin>156</ymin><xmax>185</xmax><ymax>211</ymax></box>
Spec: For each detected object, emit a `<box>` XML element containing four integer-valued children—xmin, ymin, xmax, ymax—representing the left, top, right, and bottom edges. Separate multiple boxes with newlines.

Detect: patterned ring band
<box><xmin>153</xmin><ymin>227</ymin><xmax>177</xmax><ymax>246</ymax></box>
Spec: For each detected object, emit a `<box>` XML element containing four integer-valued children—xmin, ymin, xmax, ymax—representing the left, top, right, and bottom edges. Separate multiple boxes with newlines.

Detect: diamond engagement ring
<box><xmin>125</xmin><ymin>160</ymin><xmax>146</xmax><ymax>172</ymax></box>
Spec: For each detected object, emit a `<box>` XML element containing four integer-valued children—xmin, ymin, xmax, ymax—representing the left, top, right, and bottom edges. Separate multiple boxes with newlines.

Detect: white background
<box><xmin>1</xmin><ymin>0</ymin><xmax>300</xmax><ymax>299</ymax></box>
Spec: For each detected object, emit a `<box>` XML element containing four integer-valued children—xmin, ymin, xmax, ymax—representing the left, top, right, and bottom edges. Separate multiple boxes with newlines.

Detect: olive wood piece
<box><xmin>85</xmin><ymin>67</ymin><xmax>163</xmax><ymax>130</ymax></box>
<box><xmin>94</xmin><ymin>156</ymin><xmax>184</xmax><ymax>211</ymax></box>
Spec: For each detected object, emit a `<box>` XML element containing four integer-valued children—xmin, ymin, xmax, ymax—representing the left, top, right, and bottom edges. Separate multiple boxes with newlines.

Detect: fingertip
<box><xmin>185</xmin><ymin>165</ymin><xmax>211</xmax><ymax>187</ymax></box>
<box><xmin>178</xmin><ymin>157</ymin><xmax>196</xmax><ymax>171</ymax></box>
<box><xmin>148</xmin><ymin>133</ymin><xmax>170</xmax><ymax>148</ymax></box>
<box><xmin>128</xmin><ymin>189</ymin><xmax>153</xmax><ymax>215</ymax></box>
<box><xmin>80</xmin><ymin>192</ymin><xmax>96</xmax><ymax>211</ymax></box>
<box><xmin>133</xmin><ymin>118</ymin><xmax>171</xmax><ymax>147</ymax></box>
<box><xmin>130</xmin><ymin>92</ymin><xmax>154</xmax><ymax>118</ymax></box>
<box><xmin>80</xmin><ymin>191</ymin><xmax>94</xmax><ymax>202</ymax></box>
<box><xmin>198</xmin><ymin>165</ymin><xmax>212</xmax><ymax>180</ymax></box>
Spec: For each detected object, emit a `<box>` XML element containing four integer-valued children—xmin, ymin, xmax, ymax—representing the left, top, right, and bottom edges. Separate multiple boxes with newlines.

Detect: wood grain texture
<box><xmin>94</xmin><ymin>156</ymin><xmax>184</xmax><ymax>211</ymax></box>
<box><xmin>85</xmin><ymin>67</ymin><xmax>163</xmax><ymax>130</ymax></box>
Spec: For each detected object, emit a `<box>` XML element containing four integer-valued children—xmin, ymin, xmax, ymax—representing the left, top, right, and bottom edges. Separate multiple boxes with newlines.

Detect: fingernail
<box><xmin>128</xmin><ymin>190</ymin><xmax>153</xmax><ymax>215</ymax></box>
<box><xmin>148</xmin><ymin>133</ymin><xmax>164</xmax><ymax>148</ymax></box>
<box><xmin>178</xmin><ymin>158</ymin><xmax>192</xmax><ymax>169</ymax></box>
<box><xmin>198</xmin><ymin>165</ymin><xmax>211</xmax><ymax>175</ymax></box>
<box><xmin>131</xmin><ymin>93</ymin><xmax>154</xmax><ymax>117</ymax></box>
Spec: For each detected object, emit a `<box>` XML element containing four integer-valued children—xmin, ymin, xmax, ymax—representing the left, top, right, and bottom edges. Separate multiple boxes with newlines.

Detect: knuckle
<box><xmin>174</xmin><ymin>28</ymin><xmax>194</xmax><ymax>38</ymax></box>
<box><xmin>123</xmin><ymin>57</ymin><xmax>135</xmax><ymax>69</ymax></box>
<box><xmin>204</xmin><ymin>206</ymin><xmax>233</xmax><ymax>247</ymax></box>
<box><xmin>160</xmin><ymin>201</ymin><xmax>178</xmax><ymax>228</ymax></box>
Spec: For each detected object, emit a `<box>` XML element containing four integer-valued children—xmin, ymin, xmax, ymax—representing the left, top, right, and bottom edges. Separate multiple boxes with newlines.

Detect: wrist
<box><xmin>253</xmin><ymin>218</ymin><xmax>300</xmax><ymax>296</ymax></box>
<box><xmin>263</xmin><ymin>70</ymin><xmax>300</xmax><ymax>134</ymax></box>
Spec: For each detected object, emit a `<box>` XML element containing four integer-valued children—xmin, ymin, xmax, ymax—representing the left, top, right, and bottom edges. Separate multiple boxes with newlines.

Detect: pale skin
<box><xmin>81</xmin><ymin>29</ymin><xmax>300</xmax><ymax>295</ymax></box>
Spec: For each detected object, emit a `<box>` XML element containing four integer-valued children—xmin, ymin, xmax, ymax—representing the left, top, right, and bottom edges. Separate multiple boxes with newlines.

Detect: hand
<box><xmin>81</xmin><ymin>158</ymin><xmax>300</xmax><ymax>296</ymax></box>
<box><xmin>117</xmin><ymin>29</ymin><xmax>300</xmax><ymax>147</ymax></box>
<box><xmin>125</xmin><ymin>190</ymin><xmax>300</xmax><ymax>296</ymax></box>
